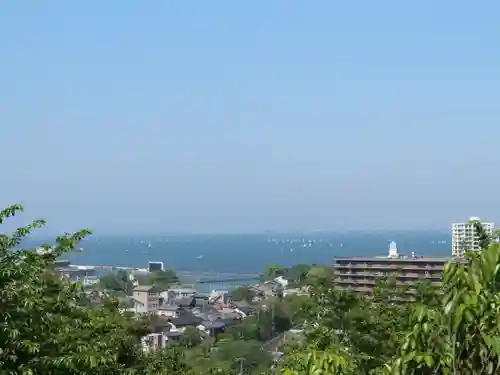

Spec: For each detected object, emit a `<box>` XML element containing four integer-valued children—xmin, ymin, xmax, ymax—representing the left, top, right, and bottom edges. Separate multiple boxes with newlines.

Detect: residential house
<box><xmin>175</xmin><ymin>297</ymin><xmax>198</xmax><ymax>308</ymax></box>
<box><xmin>142</xmin><ymin>333</ymin><xmax>168</xmax><ymax>352</ymax></box>
<box><xmin>209</xmin><ymin>290</ymin><xmax>230</xmax><ymax>306</ymax></box>
<box><xmin>168</xmin><ymin>312</ymin><xmax>203</xmax><ymax>331</ymax></box>
<box><xmin>156</xmin><ymin>303</ymin><xmax>185</xmax><ymax>318</ymax></box>
<box><xmin>164</xmin><ymin>330</ymin><xmax>183</xmax><ymax>345</ymax></box>
<box><xmin>191</xmin><ymin>304</ymin><xmax>221</xmax><ymax>319</ymax></box>
<box><xmin>161</xmin><ymin>286</ymin><xmax>197</xmax><ymax>303</ymax></box>
<box><xmin>198</xmin><ymin>320</ymin><xmax>227</xmax><ymax>336</ymax></box>
<box><xmin>274</xmin><ymin>276</ymin><xmax>289</xmax><ymax>288</ymax></box>
<box><xmin>190</xmin><ymin>296</ymin><xmax>212</xmax><ymax>311</ymax></box>
<box><xmin>143</xmin><ymin>316</ymin><xmax>185</xmax><ymax>351</ymax></box>
<box><xmin>250</xmin><ymin>280</ymin><xmax>282</xmax><ymax>300</ymax></box>
<box><xmin>283</xmin><ymin>287</ymin><xmax>309</xmax><ymax>297</ymax></box>
<box><xmin>132</xmin><ymin>285</ymin><xmax>161</xmax><ymax>314</ymax></box>
<box><xmin>232</xmin><ymin>301</ymin><xmax>255</xmax><ymax>318</ymax></box>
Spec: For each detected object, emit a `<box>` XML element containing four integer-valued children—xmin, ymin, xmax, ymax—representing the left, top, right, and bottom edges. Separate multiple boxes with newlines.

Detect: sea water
<box><xmin>23</xmin><ymin>231</ymin><xmax>451</xmax><ymax>292</ymax></box>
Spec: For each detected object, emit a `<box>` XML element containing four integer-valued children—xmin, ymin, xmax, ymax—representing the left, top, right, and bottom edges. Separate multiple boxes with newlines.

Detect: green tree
<box><xmin>304</xmin><ymin>266</ymin><xmax>332</xmax><ymax>287</ymax></box>
<box><xmin>388</xmin><ymin>242</ymin><xmax>500</xmax><ymax>375</ymax></box>
<box><xmin>286</xmin><ymin>264</ymin><xmax>312</xmax><ymax>287</ymax></box>
<box><xmin>0</xmin><ymin>204</ymin><xmax>215</xmax><ymax>375</ymax></box>
<box><xmin>281</xmin><ymin>294</ymin><xmax>314</xmax><ymax>327</ymax></box>
<box><xmin>136</xmin><ymin>269</ymin><xmax>179</xmax><ymax>291</ymax></box>
<box><xmin>276</xmin><ymin>349</ymin><xmax>359</xmax><ymax>375</ymax></box>
<box><xmin>0</xmin><ymin>204</ymin><xmax>157</xmax><ymax>375</ymax></box>
<box><xmin>264</xmin><ymin>265</ymin><xmax>282</xmax><ymax>280</ymax></box>
<box><xmin>99</xmin><ymin>269</ymin><xmax>134</xmax><ymax>293</ymax></box>
<box><xmin>213</xmin><ymin>340</ymin><xmax>273</xmax><ymax>374</ymax></box>
<box><xmin>230</xmin><ymin>286</ymin><xmax>254</xmax><ymax>302</ymax></box>
<box><xmin>182</xmin><ymin>326</ymin><xmax>202</xmax><ymax>348</ymax></box>
<box><xmin>283</xmin><ymin>269</ymin><xmax>413</xmax><ymax>373</ymax></box>
<box><xmin>229</xmin><ymin>316</ymin><xmax>260</xmax><ymax>341</ymax></box>
<box><xmin>263</xmin><ymin>264</ymin><xmax>312</xmax><ymax>286</ymax></box>
<box><xmin>279</xmin><ymin>223</ymin><xmax>500</xmax><ymax>375</ymax></box>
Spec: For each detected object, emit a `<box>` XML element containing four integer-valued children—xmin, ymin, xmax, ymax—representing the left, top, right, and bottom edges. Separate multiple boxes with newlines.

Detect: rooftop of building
<box><xmin>334</xmin><ymin>239</ymin><xmax>468</xmax><ymax>264</ymax></box>
<box><xmin>168</xmin><ymin>288</ymin><xmax>197</xmax><ymax>293</ymax></box>
<box><xmin>334</xmin><ymin>256</ymin><xmax>452</xmax><ymax>263</ymax></box>
<box><xmin>158</xmin><ymin>303</ymin><xmax>184</xmax><ymax>311</ymax></box>
<box><xmin>169</xmin><ymin>313</ymin><xmax>203</xmax><ymax>327</ymax></box>
<box><xmin>133</xmin><ymin>285</ymin><xmax>160</xmax><ymax>292</ymax></box>
<box><xmin>201</xmin><ymin>320</ymin><xmax>227</xmax><ymax>329</ymax></box>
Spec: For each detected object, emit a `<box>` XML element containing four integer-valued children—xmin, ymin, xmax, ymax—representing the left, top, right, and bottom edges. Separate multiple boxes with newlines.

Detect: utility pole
<box><xmin>235</xmin><ymin>357</ymin><xmax>245</xmax><ymax>375</ymax></box>
<box><xmin>271</xmin><ymin>303</ymin><xmax>275</xmax><ymax>336</ymax></box>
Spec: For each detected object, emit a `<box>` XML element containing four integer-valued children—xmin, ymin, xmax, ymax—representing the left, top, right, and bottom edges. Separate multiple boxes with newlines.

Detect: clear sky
<box><xmin>1</xmin><ymin>1</ymin><xmax>499</xmax><ymax>233</ymax></box>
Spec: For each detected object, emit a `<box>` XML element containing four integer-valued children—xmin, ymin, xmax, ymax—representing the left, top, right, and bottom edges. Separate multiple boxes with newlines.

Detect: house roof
<box><xmin>198</xmin><ymin>312</ymin><xmax>222</xmax><ymax>321</ymax></box>
<box><xmin>168</xmin><ymin>287</ymin><xmax>197</xmax><ymax>294</ymax></box>
<box><xmin>251</xmin><ymin>284</ymin><xmax>277</xmax><ymax>293</ymax></box>
<box><xmin>176</xmin><ymin>297</ymin><xmax>196</xmax><ymax>306</ymax></box>
<box><xmin>220</xmin><ymin>312</ymin><xmax>241</xmax><ymax>320</ymax></box>
<box><xmin>165</xmin><ymin>331</ymin><xmax>183</xmax><ymax>337</ymax></box>
<box><xmin>232</xmin><ymin>300</ymin><xmax>254</xmax><ymax>312</ymax></box>
<box><xmin>169</xmin><ymin>313</ymin><xmax>203</xmax><ymax>327</ymax></box>
<box><xmin>133</xmin><ymin>285</ymin><xmax>158</xmax><ymax>292</ymax></box>
<box><xmin>201</xmin><ymin>320</ymin><xmax>226</xmax><ymax>329</ymax></box>
<box><xmin>132</xmin><ymin>298</ymin><xmax>145</xmax><ymax>306</ymax></box>
<box><xmin>235</xmin><ymin>305</ymin><xmax>254</xmax><ymax>314</ymax></box>
<box><xmin>150</xmin><ymin>316</ymin><xmax>173</xmax><ymax>333</ymax></box>
<box><xmin>173</xmin><ymin>296</ymin><xmax>210</xmax><ymax>308</ymax></box>
<box><xmin>264</xmin><ymin>280</ymin><xmax>282</xmax><ymax>288</ymax></box>
<box><xmin>158</xmin><ymin>304</ymin><xmax>183</xmax><ymax>311</ymax></box>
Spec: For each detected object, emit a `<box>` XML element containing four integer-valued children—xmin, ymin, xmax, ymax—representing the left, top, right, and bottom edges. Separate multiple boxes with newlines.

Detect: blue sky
<box><xmin>1</xmin><ymin>1</ymin><xmax>499</xmax><ymax>233</ymax></box>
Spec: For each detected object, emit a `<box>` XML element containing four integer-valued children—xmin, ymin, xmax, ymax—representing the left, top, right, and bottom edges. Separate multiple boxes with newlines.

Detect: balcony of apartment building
<box><xmin>335</xmin><ymin>275</ymin><xmax>441</xmax><ymax>287</ymax></box>
<box><xmin>333</xmin><ymin>262</ymin><xmax>445</xmax><ymax>273</ymax></box>
<box><xmin>335</xmin><ymin>270</ymin><xmax>442</xmax><ymax>281</ymax></box>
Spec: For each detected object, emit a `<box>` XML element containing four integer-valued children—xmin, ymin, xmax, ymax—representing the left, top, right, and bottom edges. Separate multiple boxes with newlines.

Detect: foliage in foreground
<box><xmin>277</xmin><ymin>227</ymin><xmax>500</xmax><ymax>374</ymax></box>
<box><xmin>4</xmin><ymin>204</ymin><xmax>500</xmax><ymax>375</ymax></box>
<box><xmin>0</xmin><ymin>204</ymin><xmax>224</xmax><ymax>375</ymax></box>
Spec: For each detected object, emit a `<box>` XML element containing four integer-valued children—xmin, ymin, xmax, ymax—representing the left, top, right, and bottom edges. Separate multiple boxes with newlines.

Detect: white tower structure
<box><xmin>388</xmin><ymin>241</ymin><xmax>399</xmax><ymax>259</ymax></box>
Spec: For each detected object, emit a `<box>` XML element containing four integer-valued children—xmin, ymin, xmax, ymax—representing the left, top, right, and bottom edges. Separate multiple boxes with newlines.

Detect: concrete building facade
<box><xmin>333</xmin><ymin>241</ymin><xmax>452</xmax><ymax>295</ymax></box>
<box><xmin>132</xmin><ymin>285</ymin><xmax>161</xmax><ymax>314</ymax></box>
<box><xmin>452</xmin><ymin>216</ymin><xmax>494</xmax><ymax>257</ymax></box>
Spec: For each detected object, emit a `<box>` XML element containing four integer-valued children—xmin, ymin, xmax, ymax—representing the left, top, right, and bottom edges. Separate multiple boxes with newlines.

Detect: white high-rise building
<box><xmin>452</xmin><ymin>216</ymin><xmax>494</xmax><ymax>257</ymax></box>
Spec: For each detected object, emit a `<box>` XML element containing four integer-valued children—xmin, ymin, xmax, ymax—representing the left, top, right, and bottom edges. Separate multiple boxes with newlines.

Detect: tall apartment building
<box><xmin>333</xmin><ymin>241</ymin><xmax>458</xmax><ymax>296</ymax></box>
<box><xmin>452</xmin><ymin>216</ymin><xmax>494</xmax><ymax>257</ymax></box>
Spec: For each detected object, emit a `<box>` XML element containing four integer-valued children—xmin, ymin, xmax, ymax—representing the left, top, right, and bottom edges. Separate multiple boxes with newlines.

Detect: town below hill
<box><xmin>89</xmin><ymin>263</ymin><xmax>324</xmax><ymax>372</ymax></box>
<box><xmin>3</xmin><ymin>204</ymin><xmax>500</xmax><ymax>375</ymax></box>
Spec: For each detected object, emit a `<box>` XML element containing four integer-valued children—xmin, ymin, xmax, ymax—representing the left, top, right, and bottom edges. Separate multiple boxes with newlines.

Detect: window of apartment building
<box><xmin>148</xmin><ymin>291</ymin><xmax>157</xmax><ymax>296</ymax></box>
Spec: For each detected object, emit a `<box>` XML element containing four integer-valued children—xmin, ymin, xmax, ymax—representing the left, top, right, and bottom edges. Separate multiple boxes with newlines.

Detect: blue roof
<box><xmin>389</xmin><ymin>241</ymin><xmax>397</xmax><ymax>248</ymax></box>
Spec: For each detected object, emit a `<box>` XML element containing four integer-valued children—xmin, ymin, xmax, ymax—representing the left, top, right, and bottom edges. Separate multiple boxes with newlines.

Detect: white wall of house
<box><xmin>134</xmin><ymin>300</ymin><xmax>147</xmax><ymax>314</ymax></box>
<box><xmin>156</xmin><ymin>309</ymin><xmax>179</xmax><ymax>318</ymax></box>
<box><xmin>275</xmin><ymin>276</ymin><xmax>288</xmax><ymax>287</ymax></box>
<box><xmin>141</xmin><ymin>333</ymin><xmax>168</xmax><ymax>352</ymax></box>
